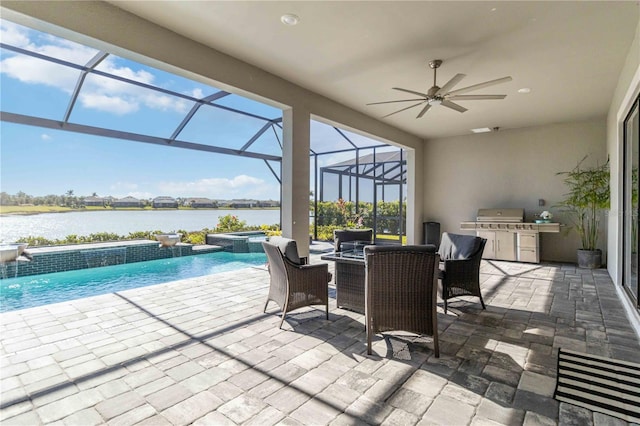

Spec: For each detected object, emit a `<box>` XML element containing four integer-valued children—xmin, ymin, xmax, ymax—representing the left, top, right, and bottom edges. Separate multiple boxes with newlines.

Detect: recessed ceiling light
<box><xmin>490</xmin><ymin>7</ymin><xmax>497</xmax><ymax>12</ymax></box>
<box><xmin>471</xmin><ymin>127</ymin><xmax>492</xmax><ymax>133</ymax></box>
<box><xmin>281</xmin><ymin>14</ymin><xmax>300</xmax><ymax>26</ymax></box>
<box><xmin>518</xmin><ymin>87</ymin><xmax>532</xmax><ymax>94</ymax></box>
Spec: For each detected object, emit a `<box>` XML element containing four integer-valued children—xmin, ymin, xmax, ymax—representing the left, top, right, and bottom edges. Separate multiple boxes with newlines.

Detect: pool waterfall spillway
<box><xmin>155</xmin><ymin>233</ymin><xmax>183</xmax><ymax>258</ymax></box>
<box><xmin>155</xmin><ymin>233</ymin><xmax>182</xmax><ymax>247</ymax></box>
<box><xmin>81</xmin><ymin>247</ymin><xmax>127</xmax><ymax>268</ymax></box>
<box><xmin>0</xmin><ymin>243</ymin><xmax>28</xmax><ymax>262</ymax></box>
<box><xmin>0</xmin><ymin>243</ymin><xmax>29</xmax><ymax>278</ymax></box>
<box><xmin>0</xmin><ymin>246</ymin><xmax>19</xmax><ymax>263</ymax></box>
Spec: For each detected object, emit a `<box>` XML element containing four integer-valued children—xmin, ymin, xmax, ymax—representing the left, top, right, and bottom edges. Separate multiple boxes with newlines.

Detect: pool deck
<box><xmin>1</xmin><ymin>254</ymin><xmax>639</xmax><ymax>425</ymax></box>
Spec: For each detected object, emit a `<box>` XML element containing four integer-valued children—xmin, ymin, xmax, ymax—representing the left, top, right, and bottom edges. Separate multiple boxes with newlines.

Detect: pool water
<box><xmin>0</xmin><ymin>251</ymin><xmax>267</xmax><ymax>312</ymax></box>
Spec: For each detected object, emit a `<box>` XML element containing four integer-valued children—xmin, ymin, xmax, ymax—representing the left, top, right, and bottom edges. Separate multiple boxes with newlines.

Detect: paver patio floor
<box><xmin>1</xmin><ymin>255</ymin><xmax>639</xmax><ymax>425</ymax></box>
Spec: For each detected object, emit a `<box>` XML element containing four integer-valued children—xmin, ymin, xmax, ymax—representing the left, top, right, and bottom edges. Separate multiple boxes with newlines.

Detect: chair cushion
<box><xmin>438</xmin><ymin>232</ymin><xmax>481</xmax><ymax>260</ymax></box>
<box><xmin>268</xmin><ymin>236</ymin><xmax>302</xmax><ymax>265</ymax></box>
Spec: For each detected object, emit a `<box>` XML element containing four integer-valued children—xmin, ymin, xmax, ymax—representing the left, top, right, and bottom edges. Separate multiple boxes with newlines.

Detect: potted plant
<box><xmin>556</xmin><ymin>156</ymin><xmax>610</xmax><ymax>268</ymax></box>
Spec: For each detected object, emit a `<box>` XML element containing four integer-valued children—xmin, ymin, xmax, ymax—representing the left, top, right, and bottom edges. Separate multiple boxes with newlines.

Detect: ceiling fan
<box><xmin>368</xmin><ymin>59</ymin><xmax>512</xmax><ymax>119</ymax></box>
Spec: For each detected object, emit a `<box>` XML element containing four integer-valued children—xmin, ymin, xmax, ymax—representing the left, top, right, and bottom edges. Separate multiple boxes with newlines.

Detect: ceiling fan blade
<box><xmin>436</xmin><ymin>73</ymin><xmax>466</xmax><ymax>96</ymax></box>
<box><xmin>382</xmin><ymin>101</ymin><xmax>425</xmax><ymax>118</ymax></box>
<box><xmin>447</xmin><ymin>94</ymin><xmax>507</xmax><ymax>100</ymax></box>
<box><xmin>446</xmin><ymin>76</ymin><xmax>513</xmax><ymax>96</ymax></box>
<box><xmin>441</xmin><ymin>100</ymin><xmax>468</xmax><ymax>113</ymax></box>
<box><xmin>392</xmin><ymin>87</ymin><xmax>429</xmax><ymax>97</ymax></box>
<box><xmin>367</xmin><ymin>98</ymin><xmax>426</xmax><ymax>105</ymax></box>
<box><xmin>416</xmin><ymin>103</ymin><xmax>432</xmax><ymax>118</ymax></box>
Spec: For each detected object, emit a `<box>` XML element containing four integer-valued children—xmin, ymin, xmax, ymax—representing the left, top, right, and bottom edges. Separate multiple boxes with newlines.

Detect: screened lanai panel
<box><xmin>322</xmin><ymin>173</ymin><xmax>340</xmax><ymax>201</ymax></box>
<box><xmin>1</xmin><ymin>20</ymin><xmax>100</xmax><ymax>64</ymax></box>
<box><xmin>0</xmin><ymin>48</ymin><xmax>76</xmax><ymax>120</ymax></box>
<box><xmin>178</xmin><ymin>106</ymin><xmax>272</xmax><ymax>151</ymax></box>
<box><xmin>70</xmin><ymin>73</ymin><xmax>193</xmax><ymax>138</ymax></box>
<box><xmin>214</xmin><ymin>94</ymin><xmax>282</xmax><ymax>121</ymax></box>
<box><xmin>242</xmin><ymin>125</ymin><xmax>283</xmax><ymax>157</ymax></box>
<box><xmin>311</xmin><ymin>121</ymin><xmax>347</xmax><ymax>153</ymax></box>
<box><xmin>338</xmin><ymin>128</ymin><xmax>389</xmax><ymax>149</ymax></box>
<box><xmin>93</xmin><ymin>53</ymin><xmax>217</xmax><ymax>97</ymax></box>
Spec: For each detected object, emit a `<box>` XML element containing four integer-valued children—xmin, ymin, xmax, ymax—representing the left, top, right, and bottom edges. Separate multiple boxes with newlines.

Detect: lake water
<box><xmin>0</xmin><ymin>209</ymin><xmax>281</xmax><ymax>242</ymax></box>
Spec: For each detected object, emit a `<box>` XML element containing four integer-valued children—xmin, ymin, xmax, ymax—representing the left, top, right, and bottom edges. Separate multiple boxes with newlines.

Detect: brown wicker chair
<box><xmin>262</xmin><ymin>238</ymin><xmax>330</xmax><ymax>329</ymax></box>
<box><xmin>364</xmin><ymin>245</ymin><xmax>440</xmax><ymax>357</ymax></box>
<box><xmin>334</xmin><ymin>229</ymin><xmax>374</xmax><ymax>252</ymax></box>
<box><xmin>437</xmin><ymin>232</ymin><xmax>487</xmax><ymax>313</ymax></box>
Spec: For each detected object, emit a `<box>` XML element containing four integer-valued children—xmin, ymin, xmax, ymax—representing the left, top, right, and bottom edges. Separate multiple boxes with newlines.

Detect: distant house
<box><xmin>257</xmin><ymin>199</ymin><xmax>280</xmax><ymax>208</ymax></box>
<box><xmin>229</xmin><ymin>199</ymin><xmax>259</xmax><ymax>208</ymax></box>
<box><xmin>153</xmin><ymin>196</ymin><xmax>178</xmax><ymax>208</ymax></box>
<box><xmin>112</xmin><ymin>196</ymin><xmax>142</xmax><ymax>208</ymax></box>
<box><xmin>184</xmin><ymin>197</ymin><xmax>216</xmax><ymax>208</ymax></box>
<box><xmin>84</xmin><ymin>196</ymin><xmax>105</xmax><ymax>207</ymax></box>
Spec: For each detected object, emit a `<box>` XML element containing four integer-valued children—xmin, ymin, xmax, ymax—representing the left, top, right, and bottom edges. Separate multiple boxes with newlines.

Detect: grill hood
<box><xmin>476</xmin><ymin>208</ymin><xmax>524</xmax><ymax>222</ymax></box>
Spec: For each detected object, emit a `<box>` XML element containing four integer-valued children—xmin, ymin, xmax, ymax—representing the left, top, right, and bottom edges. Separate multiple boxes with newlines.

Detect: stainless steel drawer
<box><xmin>518</xmin><ymin>232</ymin><xmax>538</xmax><ymax>248</ymax></box>
<box><xmin>518</xmin><ymin>248</ymin><xmax>539</xmax><ymax>263</ymax></box>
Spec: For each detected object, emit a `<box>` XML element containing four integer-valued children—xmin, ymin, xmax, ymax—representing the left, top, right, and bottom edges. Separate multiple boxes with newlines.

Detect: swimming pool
<box><xmin>0</xmin><ymin>251</ymin><xmax>267</xmax><ymax>312</ymax></box>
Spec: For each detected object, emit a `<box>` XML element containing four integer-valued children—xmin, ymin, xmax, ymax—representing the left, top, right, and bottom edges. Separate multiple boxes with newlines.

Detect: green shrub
<box><xmin>215</xmin><ymin>214</ymin><xmax>246</xmax><ymax>232</ymax></box>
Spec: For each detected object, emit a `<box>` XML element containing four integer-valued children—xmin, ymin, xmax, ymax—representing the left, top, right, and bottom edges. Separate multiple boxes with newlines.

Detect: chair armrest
<box><xmin>284</xmin><ymin>260</ymin><xmax>331</xmax><ymax>289</ymax></box>
<box><xmin>441</xmin><ymin>257</ymin><xmax>474</xmax><ymax>269</ymax></box>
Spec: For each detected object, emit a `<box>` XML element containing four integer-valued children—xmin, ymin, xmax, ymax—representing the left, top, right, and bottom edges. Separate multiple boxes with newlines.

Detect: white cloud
<box><xmin>157</xmin><ymin>175</ymin><xmax>278</xmax><ymax>199</ymax></box>
<box><xmin>0</xmin><ymin>20</ymin><xmax>193</xmax><ymax>116</ymax></box>
<box><xmin>80</xmin><ymin>93</ymin><xmax>140</xmax><ymax>115</ymax></box>
<box><xmin>40</xmin><ymin>133</ymin><xmax>51</xmax><ymax>141</ymax></box>
<box><xmin>189</xmin><ymin>88</ymin><xmax>205</xmax><ymax>98</ymax></box>
<box><xmin>1</xmin><ymin>20</ymin><xmax>34</xmax><ymax>48</ymax></box>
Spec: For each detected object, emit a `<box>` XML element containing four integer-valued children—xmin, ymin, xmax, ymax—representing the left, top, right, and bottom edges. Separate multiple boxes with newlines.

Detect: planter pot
<box><xmin>577</xmin><ymin>249</ymin><xmax>602</xmax><ymax>269</ymax></box>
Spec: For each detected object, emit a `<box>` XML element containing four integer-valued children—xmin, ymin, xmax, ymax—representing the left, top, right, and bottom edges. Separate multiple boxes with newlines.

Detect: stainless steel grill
<box><xmin>461</xmin><ymin>207</ymin><xmax>559</xmax><ymax>264</ymax></box>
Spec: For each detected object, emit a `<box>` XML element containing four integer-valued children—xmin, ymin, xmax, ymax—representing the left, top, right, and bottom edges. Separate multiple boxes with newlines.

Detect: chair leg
<box><xmin>263</xmin><ymin>299</ymin><xmax>270</xmax><ymax>313</ymax></box>
<box><xmin>433</xmin><ymin>334</ymin><xmax>440</xmax><ymax>358</ymax></box>
<box><xmin>325</xmin><ymin>302</ymin><xmax>329</xmax><ymax>320</ymax></box>
<box><xmin>479</xmin><ymin>294</ymin><xmax>486</xmax><ymax>310</ymax></box>
<box><xmin>367</xmin><ymin>327</ymin><xmax>372</xmax><ymax>355</ymax></box>
<box><xmin>279</xmin><ymin>299</ymin><xmax>289</xmax><ymax>329</ymax></box>
<box><xmin>443</xmin><ymin>299</ymin><xmax>448</xmax><ymax>314</ymax></box>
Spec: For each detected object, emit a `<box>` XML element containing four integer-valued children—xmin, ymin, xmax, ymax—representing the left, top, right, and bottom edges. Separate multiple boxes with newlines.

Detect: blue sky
<box><xmin>0</xmin><ymin>19</ymin><xmax>394</xmax><ymax>202</ymax></box>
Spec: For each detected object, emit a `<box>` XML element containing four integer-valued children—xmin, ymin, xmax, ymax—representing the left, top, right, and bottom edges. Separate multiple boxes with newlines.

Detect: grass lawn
<box><xmin>0</xmin><ymin>205</ymin><xmax>75</xmax><ymax>214</ymax></box>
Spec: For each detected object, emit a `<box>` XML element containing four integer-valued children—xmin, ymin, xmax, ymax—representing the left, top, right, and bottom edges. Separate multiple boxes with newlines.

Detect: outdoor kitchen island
<box><xmin>460</xmin><ymin>208</ymin><xmax>560</xmax><ymax>264</ymax></box>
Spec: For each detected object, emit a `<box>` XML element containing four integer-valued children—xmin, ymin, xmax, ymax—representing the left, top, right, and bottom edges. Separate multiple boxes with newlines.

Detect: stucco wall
<box><xmin>423</xmin><ymin>119</ymin><xmax>607</xmax><ymax>263</ymax></box>
<box><xmin>607</xmin><ymin>20</ymin><xmax>640</xmax><ymax>284</ymax></box>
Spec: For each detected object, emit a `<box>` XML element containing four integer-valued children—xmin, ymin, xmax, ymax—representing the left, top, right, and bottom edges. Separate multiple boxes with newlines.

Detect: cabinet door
<box><xmin>518</xmin><ymin>232</ymin><xmax>538</xmax><ymax>248</ymax></box>
<box><xmin>496</xmin><ymin>231</ymin><xmax>517</xmax><ymax>261</ymax></box>
<box><xmin>477</xmin><ymin>231</ymin><xmax>496</xmax><ymax>259</ymax></box>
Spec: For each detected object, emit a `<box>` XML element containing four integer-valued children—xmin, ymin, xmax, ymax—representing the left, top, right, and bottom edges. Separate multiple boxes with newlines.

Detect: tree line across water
<box><xmin>9</xmin><ymin>199</ymin><xmax>406</xmax><ymax>246</ymax></box>
<box><xmin>0</xmin><ymin>191</ymin><xmax>278</xmax><ymax>212</ymax></box>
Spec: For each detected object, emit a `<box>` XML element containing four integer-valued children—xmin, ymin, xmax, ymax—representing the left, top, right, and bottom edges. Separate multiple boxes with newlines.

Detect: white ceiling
<box><xmin>110</xmin><ymin>1</ymin><xmax>638</xmax><ymax>140</ymax></box>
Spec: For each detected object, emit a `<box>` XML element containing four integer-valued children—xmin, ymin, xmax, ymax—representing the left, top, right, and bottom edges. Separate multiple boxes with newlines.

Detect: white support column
<box><xmin>281</xmin><ymin>107</ymin><xmax>311</xmax><ymax>257</ymax></box>
<box><xmin>405</xmin><ymin>146</ymin><xmax>424</xmax><ymax>245</ymax></box>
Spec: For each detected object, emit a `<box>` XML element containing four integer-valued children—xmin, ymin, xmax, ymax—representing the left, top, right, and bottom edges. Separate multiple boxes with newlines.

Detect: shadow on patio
<box><xmin>1</xmin><ymin>257</ymin><xmax>638</xmax><ymax>425</ymax></box>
